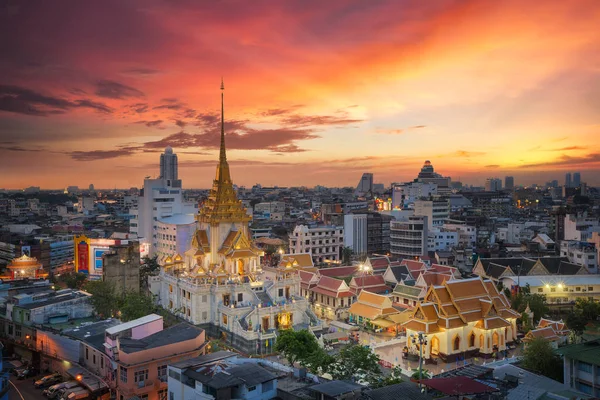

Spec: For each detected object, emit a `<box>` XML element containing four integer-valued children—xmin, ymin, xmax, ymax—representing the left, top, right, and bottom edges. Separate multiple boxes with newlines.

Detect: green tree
<box><xmin>303</xmin><ymin>347</ymin><xmax>336</xmax><ymax>374</ymax></box>
<box><xmin>521</xmin><ymin>337</ymin><xmax>563</xmax><ymax>382</ymax></box>
<box><xmin>330</xmin><ymin>344</ymin><xmax>380</xmax><ymax>382</ymax></box>
<box><xmin>371</xmin><ymin>365</ymin><xmax>403</xmax><ymax>388</ymax></box>
<box><xmin>62</xmin><ymin>272</ymin><xmax>88</xmax><ymax>289</ymax></box>
<box><xmin>140</xmin><ymin>255</ymin><xmax>160</xmax><ymax>290</ymax></box>
<box><xmin>520</xmin><ymin>312</ymin><xmax>533</xmax><ymax>333</ymax></box>
<box><xmin>511</xmin><ymin>292</ymin><xmax>548</xmax><ymax>323</ymax></box>
<box><xmin>120</xmin><ymin>291</ymin><xmax>156</xmax><ymax>322</ymax></box>
<box><xmin>410</xmin><ymin>368</ymin><xmax>431</xmax><ymax>380</ymax></box>
<box><xmin>274</xmin><ymin>329</ymin><xmax>320</xmax><ymax>367</ymax></box>
<box><xmin>84</xmin><ymin>280</ymin><xmax>119</xmax><ymax>318</ymax></box>
<box><xmin>566</xmin><ymin>311</ymin><xmax>588</xmax><ymax>337</ymax></box>
<box><xmin>574</xmin><ymin>298</ymin><xmax>600</xmax><ymax>321</ymax></box>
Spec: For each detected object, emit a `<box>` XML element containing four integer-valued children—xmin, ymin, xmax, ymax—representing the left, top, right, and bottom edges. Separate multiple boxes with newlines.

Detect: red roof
<box><xmin>311</xmin><ymin>286</ymin><xmax>354</xmax><ymax>298</ymax></box>
<box><xmin>419</xmin><ymin>271</ymin><xmax>452</xmax><ymax>287</ymax></box>
<box><xmin>419</xmin><ymin>377</ymin><xmax>497</xmax><ymax>395</ymax></box>
<box><xmin>400</xmin><ymin>260</ymin><xmax>427</xmax><ymax>272</ymax></box>
<box><xmin>317</xmin><ymin>276</ymin><xmax>345</xmax><ymax>292</ymax></box>
<box><xmin>351</xmin><ymin>274</ymin><xmax>386</xmax><ymax>288</ymax></box>
<box><xmin>369</xmin><ymin>256</ymin><xmax>390</xmax><ymax>269</ymax></box>
<box><xmin>429</xmin><ymin>263</ymin><xmax>459</xmax><ymax>275</ymax></box>
<box><xmin>318</xmin><ymin>266</ymin><xmax>358</xmax><ymax>277</ymax></box>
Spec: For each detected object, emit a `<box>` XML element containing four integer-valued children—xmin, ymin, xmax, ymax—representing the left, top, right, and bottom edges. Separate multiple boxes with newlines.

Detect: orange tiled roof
<box><xmin>524</xmin><ymin>327</ymin><xmax>559</xmax><ymax>342</ymax></box>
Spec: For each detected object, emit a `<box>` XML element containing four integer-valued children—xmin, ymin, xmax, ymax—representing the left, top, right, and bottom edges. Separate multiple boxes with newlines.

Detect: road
<box><xmin>9</xmin><ymin>376</ymin><xmax>45</xmax><ymax>400</ymax></box>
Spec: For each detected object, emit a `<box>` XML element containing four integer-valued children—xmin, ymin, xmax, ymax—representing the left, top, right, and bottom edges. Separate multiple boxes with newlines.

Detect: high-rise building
<box><xmin>414</xmin><ymin>199</ymin><xmax>449</xmax><ymax>230</ymax></box>
<box><xmin>573</xmin><ymin>172</ymin><xmax>581</xmax><ymax>188</ymax></box>
<box><xmin>390</xmin><ymin>216</ymin><xmax>428</xmax><ymax>259</ymax></box>
<box><xmin>565</xmin><ymin>172</ymin><xmax>572</xmax><ymax>188</ymax></box>
<box><xmin>416</xmin><ymin>160</ymin><xmax>451</xmax><ymax>193</ymax></box>
<box><xmin>485</xmin><ymin>178</ymin><xmax>502</xmax><ymax>192</ymax></box>
<box><xmin>159</xmin><ymin>146</ymin><xmax>178</xmax><ymax>181</ymax></box>
<box><xmin>504</xmin><ymin>176</ymin><xmax>514</xmax><ymax>190</ymax></box>
<box><xmin>355</xmin><ymin>173</ymin><xmax>374</xmax><ymax>195</ymax></box>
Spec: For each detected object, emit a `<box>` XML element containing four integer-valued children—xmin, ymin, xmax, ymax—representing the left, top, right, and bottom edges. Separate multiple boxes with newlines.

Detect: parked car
<box><xmin>44</xmin><ymin>381</ymin><xmax>78</xmax><ymax>399</ymax></box>
<box><xmin>35</xmin><ymin>373</ymin><xmax>63</xmax><ymax>388</ymax></box>
<box><xmin>17</xmin><ymin>367</ymin><xmax>38</xmax><ymax>380</ymax></box>
<box><xmin>61</xmin><ymin>387</ymin><xmax>89</xmax><ymax>400</ymax></box>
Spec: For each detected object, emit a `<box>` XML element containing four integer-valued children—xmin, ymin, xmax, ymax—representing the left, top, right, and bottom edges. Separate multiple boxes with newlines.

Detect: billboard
<box><xmin>77</xmin><ymin>241</ymin><xmax>89</xmax><ymax>274</ymax></box>
<box><xmin>21</xmin><ymin>246</ymin><xmax>31</xmax><ymax>256</ymax></box>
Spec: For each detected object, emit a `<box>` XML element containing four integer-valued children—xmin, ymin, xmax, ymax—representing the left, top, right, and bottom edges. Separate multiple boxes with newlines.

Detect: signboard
<box><xmin>94</xmin><ymin>249</ymin><xmax>108</xmax><ymax>270</ymax></box>
<box><xmin>77</xmin><ymin>242</ymin><xmax>89</xmax><ymax>274</ymax></box>
<box><xmin>21</xmin><ymin>246</ymin><xmax>31</xmax><ymax>256</ymax></box>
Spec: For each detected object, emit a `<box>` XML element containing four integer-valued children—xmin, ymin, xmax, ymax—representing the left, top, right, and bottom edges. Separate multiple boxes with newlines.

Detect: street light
<box><xmin>411</xmin><ymin>332</ymin><xmax>428</xmax><ymax>382</ymax></box>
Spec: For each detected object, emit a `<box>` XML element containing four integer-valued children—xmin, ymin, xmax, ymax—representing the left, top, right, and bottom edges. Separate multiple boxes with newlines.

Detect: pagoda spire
<box><xmin>215</xmin><ymin>79</ymin><xmax>231</xmax><ymax>183</ymax></box>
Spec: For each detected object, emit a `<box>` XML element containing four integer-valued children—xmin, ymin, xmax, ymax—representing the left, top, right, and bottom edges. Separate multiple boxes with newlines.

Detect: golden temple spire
<box><xmin>215</xmin><ymin>79</ymin><xmax>231</xmax><ymax>184</ymax></box>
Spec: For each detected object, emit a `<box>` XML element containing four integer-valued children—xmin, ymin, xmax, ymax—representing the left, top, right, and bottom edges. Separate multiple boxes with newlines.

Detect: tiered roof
<box><xmin>279</xmin><ymin>253</ymin><xmax>314</xmax><ymax>270</ymax></box>
<box><xmin>524</xmin><ymin>318</ymin><xmax>570</xmax><ymax>343</ymax></box>
<box><xmin>403</xmin><ymin>277</ymin><xmax>520</xmax><ymax>334</ymax></box>
<box><xmin>348</xmin><ymin>291</ymin><xmax>398</xmax><ymax>321</ymax></box>
<box><xmin>400</xmin><ymin>259</ymin><xmax>428</xmax><ymax>279</ymax></box>
<box><xmin>473</xmin><ymin>257</ymin><xmax>588</xmax><ymax>280</ymax></box>
<box><xmin>349</xmin><ymin>275</ymin><xmax>391</xmax><ymax>295</ymax></box>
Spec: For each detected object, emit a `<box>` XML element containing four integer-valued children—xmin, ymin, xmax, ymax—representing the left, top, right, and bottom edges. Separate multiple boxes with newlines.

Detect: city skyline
<box><xmin>1</xmin><ymin>0</ymin><xmax>600</xmax><ymax>189</ymax></box>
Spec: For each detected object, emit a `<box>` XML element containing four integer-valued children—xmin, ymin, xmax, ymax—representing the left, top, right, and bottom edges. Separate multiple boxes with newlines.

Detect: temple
<box><xmin>403</xmin><ymin>277</ymin><xmax>520</xmax><ymax>362</ymax></box>
<box><xmin>156</xmin><ymin>82</ymin><xmax>321</xmax><ymax>353</ymax></box>
<box><xmin>6</xmin><ymin>254</ymin><xmax>46</xmax><ymax>280</ymax></box>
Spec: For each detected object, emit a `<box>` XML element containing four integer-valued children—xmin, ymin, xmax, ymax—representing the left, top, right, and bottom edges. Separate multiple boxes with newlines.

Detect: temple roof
<box><xmin>197</xmin><ymin>82</ymin><xmax>251</xmax><ymax>225</ymax></box>
<box><xmin>8</xmin><ymin>254</ymin><xmax>42</xmax><ymax>269</ymax></box>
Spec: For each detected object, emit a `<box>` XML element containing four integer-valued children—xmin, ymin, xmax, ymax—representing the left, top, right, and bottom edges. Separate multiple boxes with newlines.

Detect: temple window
<box><xmin>469</xmin><ymin>332</ymin><xmax>475</xmax><ymax>347</ymax></box>
<box><xmin>479</xmin><ymin>334</ymin><xmax>484</xmax><ymax>348</ymax></box>
<box><xmin>453</xmin><ymin>336</ymin><xmax>460</xmax><ymax>351</ymax></box>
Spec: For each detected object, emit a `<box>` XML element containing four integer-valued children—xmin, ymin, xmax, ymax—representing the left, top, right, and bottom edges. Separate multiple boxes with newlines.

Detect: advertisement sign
<box><xmin>21</xmin><ymin>246</ymin><xmax>31</xmax><ymax>256</ymax></box>
<box><xmin>94</xmin><ymin>249</ymin><xmax>108</xmax><ymax>270</ymax></box>
<box><xmin>77</xmin><ymin>242</ymin><xmax>89</xmax><ymax>274</ymax></box>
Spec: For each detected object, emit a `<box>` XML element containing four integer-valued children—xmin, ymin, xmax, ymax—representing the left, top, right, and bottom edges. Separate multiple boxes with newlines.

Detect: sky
<box><xmin>1</xmin><ymin>0</ymin><xmax>599</xmax><ymax>190</ymax></box>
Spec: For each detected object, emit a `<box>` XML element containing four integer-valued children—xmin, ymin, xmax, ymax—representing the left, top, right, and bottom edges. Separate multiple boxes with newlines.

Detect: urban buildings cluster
<box><xmin>1</xmin><ymin>89</ymin><xmax>600</xmax><ymax>399</ymax></box>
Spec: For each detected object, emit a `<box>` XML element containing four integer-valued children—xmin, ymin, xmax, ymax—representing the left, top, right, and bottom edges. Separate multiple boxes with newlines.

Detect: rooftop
<box><xmin>105</xmin><ymin>313</ymin><xmax>162</xmax><ymax>335</ymax></box>
<box><xmin>556</xmin><ymin>338</ymin><xmax>600</xmax><ymax>366</ymax></box>
<box><xmin>119</xmin><ymin>323</ymin><xmax>203</xmax><ymax>354</ymax></box>
<box><xmin>309</xmin><ymin>380</ymin><xmax>363</xmax><ymax>397</ymax></box>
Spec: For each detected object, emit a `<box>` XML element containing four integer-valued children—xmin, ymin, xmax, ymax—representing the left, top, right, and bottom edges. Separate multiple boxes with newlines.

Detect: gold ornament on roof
<box><xmin>197</xmin><ymin>80</ymin><xmax>251</xmax><ymax>225</ymax></box>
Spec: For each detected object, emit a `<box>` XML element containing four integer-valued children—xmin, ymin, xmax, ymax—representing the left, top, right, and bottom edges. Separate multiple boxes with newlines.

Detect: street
<box><xmin>9</xmin><ymin>376</ymin><xmax>46</xmax><ymax>400</ymax></box>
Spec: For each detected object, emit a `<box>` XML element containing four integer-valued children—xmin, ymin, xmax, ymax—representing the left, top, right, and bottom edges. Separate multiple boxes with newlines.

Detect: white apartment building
<box><xmin>496</xmin><ymin>222</ymin><xmax>546</xmax><ymax>244</ymax></box>
<box><xmin>289</xmin><ymin>225</ymin><xmax>343</xmax><ymax>264</ymax></box>
<box><xmin>77</xmin><ymin>196</ymin><xmax>95</xmax><ymax>214</ymax></box>
<box><xmin>560</xmin><ymin>241</ymin><xmax>598</xmax><ymax>273</ymax></box>
<box><xmin>413</xmin><ymin>199</ymin><xmax>448</xmax><ymax>230</ymax></box>
<box><xmin>390</xmin><ymin>216</ymin><xmax>428</xmax><ymax>259</ymax></box>
<box><xmin>129</xmin><ymin>178</ymin><xmax>197</xmax><ymax>256</ymax></box>
<box><xmin>391</xmin><ymin>182</ymin><xmax>437</xmax><ymax>209</ymax></box>
<box><xmin>485</xmin><ymin>178</ymin><xmax>502</xmax><ymax>192</ymax></box>
<box><xmin>443</xmin><ymin>223</ymin><xmax>477</xmax><ymax>247</ymax></box>
<box><xmin>565</xmin><ymin>214</ymin><xmax>600</xmax><ymax>242</ymax></box>
<box><xmin>343</xmin><ymin>214</ymin><xmax>368</xmax><ymax>256</ymax></box>
<box><xmin>427</xmin><ymin>228</ymin><xmax>458</xmax><ymax>252</ymax></box>
<box><xmin>155</xmin><ymin>214</ymin><xmax>196</xmax><ymax>263</ymax></box>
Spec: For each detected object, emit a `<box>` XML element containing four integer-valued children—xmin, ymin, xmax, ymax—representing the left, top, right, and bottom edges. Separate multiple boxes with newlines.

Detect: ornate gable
<box><xmin>528</xmin><ymin>259</ymin><xmax>549</xmax><ymax>275</ymax></box>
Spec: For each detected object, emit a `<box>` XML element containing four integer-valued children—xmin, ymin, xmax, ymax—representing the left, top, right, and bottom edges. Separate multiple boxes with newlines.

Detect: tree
<box><xmin>521</xmin><ymin>337</ymin><xmax>563</xmax><ymax>382</ymax></box>
<box><xmin>303</xmin><ymin>347</ymin><xmax>336</xmax><ymax>374</ymax></box>
<box><xmin>511</xmin><ymin>291</ymin><xmax>548</xmax><ymax>323</ymax></box>
<box><xmin>566</xmin><ymin>311</ymin><xmax>588</xmax><ymax>337</ymax></box>
<box><xmin>520</xmin><ymin>312</ymin><xmax>533</xmax><ymax>333</ymax></box>
<box><xmin>62</xmin><ymin>272</ymin><xmax>87</xmax><ymax>289</ymax></box>
<box><xmin>371</xmin><ymin>365</ymin><xmax>403</xmax><ymax>388</ymax></box>
<box><xmin>84</xmin><ymin>280</ymin><xmax>119</xmax><ymax>318</ymax></box>
<box><xmin>330</xmin><ymin>344</ymin><xmax>380</xmax><ymax>382</ymax></box>
<box><xmin>120</xmin><ymin>292</ymin><xmax>156</xmax><ymax>322</ymax></box>
<box><xmin>574</xmin><ymin>298</ymin><xmax>600</xmax><ymax>321</ymax></box>
<box><xmin>410</xmin><ymin>368</ymin><xmax>431</xmax><ymax>380</ymax></box>
<box><xmin>140</xmin><ymin>255</ymin><xmax>160</xmax><ymax>290</ymax></box>
<box><xmin>274</xmin><ymin>329</ymin><xmax>320</xmax><ymax>367</ymax></box>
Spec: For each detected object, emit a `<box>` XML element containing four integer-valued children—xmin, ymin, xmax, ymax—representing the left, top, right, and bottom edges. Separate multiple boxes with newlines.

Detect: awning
<box><xmin>323</xmin><ymin>332</ymin><xmax>348</xmax><ymax>341</ymax></box>
<box><xmin>371</xmin><ymin>319</ymin><xmax>395</xmax><ymax>328</ymax></box>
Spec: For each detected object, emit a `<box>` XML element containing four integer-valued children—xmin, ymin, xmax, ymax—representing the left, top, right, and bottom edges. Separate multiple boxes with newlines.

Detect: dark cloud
<box><xmin>547</xmin><ymin>146</ymin><xmax>586</xmax><ymax>151</ymax></box>
<box><xmin>129</xmin><ymin>103</ymin><xmax>148</xmax><ymax>113</ymax></box>
<box><xmin>95</xmin><ymin>80</ymin><xmax>144</xmax><ymax>99</ymax></box>
<box><xmin>70</xmin><ymin>149</ymin><xmax>136</xmax><ymax>161</ymax></box>
<box><xmin>136</xmin><ymin>119</ymin><xmax>163</xmax><ymax>127</ymax></box>
<box><xmin>518</xmin><ymin>153</ymin><xmax>600</xmax><ymax>168</ymax></box>
<box><xmin>0</xmin><ymin>84</ymin><xmax>112</xmax><ymax>116</ymax></box>
<box><xmin>261</xmin><ymin>105</ymin><xmax>304</xmax><ymax>117</ymax></box>
<box><xmin>451</xmin><ymin>150</ymin><xmax>485</xmax><ymax>157</ymax></box>
<box><xmin>485</xmin><ymin>164</ymin><xmax>500</xmax><ymax>168</ymax></box>
<box><xmin>281</xmin><ymin>113</ymin><xmax>362</xmax><ymax>127</ymax></box>
<box><xmin>175</xmin><ymin>120</ymin><xmax>186</xmax><ymax>128</ymax></box>
<box><xmin>0</xmin><ymin>145</ymin><xmax>43</xmax><ymax>152</ymax></box>
<box><xmin>153</xmin><ymin>103</ymin><xmax>184</xmax><ymax>110</ymax></box>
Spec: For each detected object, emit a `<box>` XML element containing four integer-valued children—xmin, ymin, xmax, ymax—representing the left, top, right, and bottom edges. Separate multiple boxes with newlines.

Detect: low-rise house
<box><xmin>167</xmin><ymin>351</ymin><xmax>278</xmax><ymax>400</ymax></box>
<box><xmin>524</xmin><ymin>318</ymin><xmax>570</xmax><ymax>348</ymax></box>
<box><xmin>309</xmin><ymin>276</ymin><xmax>354</xmax><ymax>320</ymax></box>
<box><xmin>348</xmin><ymin>291</ymin><xmax>401</xmax><ymax>332</ymax></box>
<box><xmin>557</xmin><ymin>338</ymin><xmax>600</xmax><ymax>397</ymax></box>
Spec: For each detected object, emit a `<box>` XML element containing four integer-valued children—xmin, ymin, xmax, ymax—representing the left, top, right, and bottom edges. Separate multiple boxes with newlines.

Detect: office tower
<box><xmin>504</xmin><ymin>176</ymin><xmax>514</xmax><ymax>190</ymax></box>
<box><xmin>159</xmin><ymin>146</ymin><xmax>178</xmax><ymax>181</ymax></box>
<box><xmin>565</xmin><ymin>172</ymin><xmax>572</xmax><ymax>188</ymax></box>
<box><xmin>355</xmin><ymin>173</ymin><xmax>374</xmax><ymax>195</ymax></box>
<box><xmin>485</xmin><ymin>178</ymin><xmax>502</xmax><ymax>192</ymax></box>
<box><xmin>573</xmin><ymin>172</ymin><xmax>581</xmax><ymax>188</ymax></box>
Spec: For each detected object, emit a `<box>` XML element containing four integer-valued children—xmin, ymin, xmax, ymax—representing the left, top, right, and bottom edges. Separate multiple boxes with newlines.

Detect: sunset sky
<box><xmin>1</xmin><ymin>0</ymin><xmax>599</xmax><ymax>189</ymax></box>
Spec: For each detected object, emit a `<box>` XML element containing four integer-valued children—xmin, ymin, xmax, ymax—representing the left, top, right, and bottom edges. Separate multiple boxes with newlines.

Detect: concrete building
<box><xmin>253</xmin><ymin>201</ymin><xmax>285</xmax><ymax>221</ymax></box>
<box><xmin>159</xmin><ymin>146</ymin><xmax>178</xmax><ymax>181</ymax></box>
<box><xmin>77</xmin><ymin>196</ymin><xmax>95</xmax><ymax>214</ymax></box>
<box><xmin>560</xmin><ymin>241</ymin><xmax>598</xmax><ymax>273</ymax></box>
<box><xmin>564</xmin><ymin>214</ymin><xmax>600</xmax><ymax>242</ymax></box>
<box><xmin>391</xmin><ymin>182</ymin><xmax>437</xmax><ymax>209</ymax></box>
<box><xmin>343</xmin><ymin>212</ymin><xmax>393</xmax><ymax>257</ymax></box>
<box><xmin>355</xmin><ymin>173</ymin><xmax>374</xmax><ymax>196</ymax></box>
<box><xmin>427</xmin><ymin>228</ymin><xmax>458</xmax><ymax>252</ymax></box>
<box><xmin>504</xmin><ymin>176</ymin><xmax>514</xmax><ymax>190</ymax></box>
<box><xmin>565</xmin><ymin>172</ymin><xmax>572</xmax><ymax>188</ymax></box>
<box><xmin>77</xmin><ymin>314</ymin><xmax>205</xmax><ymax>400</ymax></box>
<box><xmin>443</xmin><ymin>223</ymin><xmax>477</xmax><ymax>247</ymax></box>
<box><xmin>416</xmin><ymin>160</ymin><xmax>451</xmax><ymax>193</ymax></box>
<box><xmin>573</xmin><ymin>172</ymin><xmax>581</xmax><ymax>188</ymax></box>
<box><xmin>413</xmin><ymin>199</ymin><xmax>448</xmax><ymax>230</ymax></box>
<box><xmin>485</xmin><ymin>178</ymin><xmax>502</xmax><ymax>192</ymax></box>
<box><xmin>156</xmin><ymin>214</ymin><xmax>196</xmax><ymax>264</ymax></box>
<box><xmin>102</xmin><ymin>241</ymin><xmax>141</xmax><ymax>294</ymax></box>
<box><xmin>129</xmin><ymin>176</ymin><xmax>197</xmax><ymax>256</ymax></box>
<box><xmin>390</xmin><ymin>216</ymin><xmax>428</xmax><ymax>259</ymax></box>
<box><xmin>289</xmin><ymin>225</ymin><xmax>344</xmax><ymax>264</ymax></box>
<box><xmin>167</xmin><ymin>351</ymin><xmax>278</xmax><ymax>400</ymax></box>
<box><xmin>557</xmin><ymin>338</ymin><xmax>600</xmax><ymax>397</ymax></box>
